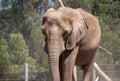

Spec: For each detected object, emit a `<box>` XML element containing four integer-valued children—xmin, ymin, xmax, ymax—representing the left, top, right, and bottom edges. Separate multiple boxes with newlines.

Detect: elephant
<box><xmin>41</xmin><ymin>7</ymin><xmax>101</xmax><ymax>81</ymax></box>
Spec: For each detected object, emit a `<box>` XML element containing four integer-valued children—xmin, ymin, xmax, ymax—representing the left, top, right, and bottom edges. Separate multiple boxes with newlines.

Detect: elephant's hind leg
<box><xmin>82</xmin><ymin>64</ymin><xmax>93</xmax><ymax>81</ymax></box>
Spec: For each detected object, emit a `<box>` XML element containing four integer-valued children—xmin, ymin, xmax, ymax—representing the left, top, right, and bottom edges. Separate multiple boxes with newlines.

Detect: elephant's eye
<box><xmin>63</xmin><ymin>31</ymin><xmax>69</xmax><ymax>40</ymax></box>
<box><xmin>47</xmin><ymin>21</ymin><xmax>53</xmax><ymax>26</ymax></box>
<box><xmin>42</xmin><ymin>17</ymin><xmax>47</xmax><ymax>25</ymax></box>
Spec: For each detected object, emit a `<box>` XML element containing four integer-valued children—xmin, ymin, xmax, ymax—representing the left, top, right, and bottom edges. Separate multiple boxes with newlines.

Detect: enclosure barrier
<box><xmin>0</xmin><ymin>64</ymin><xmax>119</xmax><ymax>81</ymax></box>
<box><xmin>25</xmin><ymin>63</ymin><xmax>28</xmax><ymax>81</ymax></box>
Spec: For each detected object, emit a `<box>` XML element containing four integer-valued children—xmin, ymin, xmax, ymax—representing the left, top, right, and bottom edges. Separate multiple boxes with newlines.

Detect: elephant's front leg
<box><xmin>59</xmin><ymin>55</ymin><xmax>64</xmax><ymax>81</ymax></box>
<box><xmin>83</xmin><ymin>50</ymin><xmax>97</xmax><ymax>81</ymax></box>
<box><xmin>64</xmin><ymin>47</ymin><xmax>79</xmax><ymax>81</ymax></box>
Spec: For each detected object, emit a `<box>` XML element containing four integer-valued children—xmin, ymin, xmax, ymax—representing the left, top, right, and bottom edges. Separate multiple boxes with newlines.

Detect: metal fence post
<box><xmin>25</xmin><ymin>63</ymin><xmax>28</xmax><ymax>81</ymax></box>
<box><xmin>91</xmin><ymin>68</ymin><xmax>96</xmax><ymax>81</ymax></box>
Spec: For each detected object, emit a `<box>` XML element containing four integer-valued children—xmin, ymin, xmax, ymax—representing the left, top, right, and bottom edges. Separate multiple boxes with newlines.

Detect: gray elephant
<box><xmin>41</xmin><ymin>7</ymin><xmax>101</xmax><ymax>81</ymax></box>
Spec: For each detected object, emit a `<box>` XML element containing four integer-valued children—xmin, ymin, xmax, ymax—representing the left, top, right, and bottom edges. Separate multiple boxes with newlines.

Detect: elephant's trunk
<box><xmin>48</xmin><ymin>32</ymin><xmax>61</xmax><ymax>81</ymax></box>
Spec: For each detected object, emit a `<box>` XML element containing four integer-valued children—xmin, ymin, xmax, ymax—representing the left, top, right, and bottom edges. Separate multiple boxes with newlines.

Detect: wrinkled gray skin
<box><xmin>41</xmin><ymin>7</ymin><xmax>101</xmax><ymax>81</ymax></box>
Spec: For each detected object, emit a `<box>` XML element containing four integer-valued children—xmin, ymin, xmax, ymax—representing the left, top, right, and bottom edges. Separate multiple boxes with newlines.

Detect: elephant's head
<box><xmin>41</xmin><ymin>7</ymin><xmax>88</xmax><ymax>81</ymax></box>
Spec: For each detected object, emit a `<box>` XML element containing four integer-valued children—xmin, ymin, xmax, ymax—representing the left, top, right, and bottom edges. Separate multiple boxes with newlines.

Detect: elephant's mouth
<box><xmin>60</xmin><ymin>49</ymin><xmax>73</xmax><ymax>59</ymax></box>
<box><xmin>44</xmin><ymin>42</ymin><xmax>49</xmax><ymax>54</ymax></box>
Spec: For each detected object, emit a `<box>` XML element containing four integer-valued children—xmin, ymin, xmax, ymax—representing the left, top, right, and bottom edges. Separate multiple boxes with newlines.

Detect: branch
<box><xmin>56</xmin><ymin>0</ymin><xmax>64</xmax><ymax>7</ymax></box>
<box><xmin>94</xmin><ymin>62</ymin><xmax>113</xmax><ymax>81</ymax></box>
<box><xmin>95</xmin><ymin>76</ymin><xmax>99</xmax><ymax>81</ymax></box>
<box><xmin>98</xmin><ymin>46</ymin><xmax>112</xmax><ymax>55</ymax></box>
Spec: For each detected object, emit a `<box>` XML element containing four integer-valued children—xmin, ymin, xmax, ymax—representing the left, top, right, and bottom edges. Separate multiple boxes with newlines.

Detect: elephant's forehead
<box><xmin>44</xmin><ymin>11</ymin><xmax>61</xmax><ymax>20</ymax></box>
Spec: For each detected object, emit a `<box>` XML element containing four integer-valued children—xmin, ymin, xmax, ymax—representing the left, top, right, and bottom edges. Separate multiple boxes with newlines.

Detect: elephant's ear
<box><xmin>64</xmin><ymin>11</ymin><xmax>87</xmax><ymax>50</ymax></box>
<box><xmin>77</xmin><ymin>8</ymin><xmax>98</xmax><ymax>30</ymax></box>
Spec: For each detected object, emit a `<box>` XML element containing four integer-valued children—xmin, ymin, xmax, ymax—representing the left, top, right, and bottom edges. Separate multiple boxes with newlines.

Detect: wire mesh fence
<box><xmin>0</xmin><ymin>64</ymin><xmax>119</xmax><ymax>81</ymax></box>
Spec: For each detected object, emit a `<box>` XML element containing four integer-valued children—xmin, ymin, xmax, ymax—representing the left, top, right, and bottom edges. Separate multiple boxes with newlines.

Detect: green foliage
<box><xmin>8</xmin><ymin>33</ymin><xmax>28</xmax><ymax>65</ymax></box>
<box><xmin>92</xmin><ymin>0</ymin><xmax>120</xmax><ymax>18</ymax></box>
<box><xmin>0</xmin><ymin>0</ymin><xmax>48</xmax><ymax>78</ymax></box>
<box><xmin>101</xmin><ymin>26</ymin><xmax>120</xmax><ymax>64</ymax></box>
<box><xmin>0</xmin><ymin>38</ymin><xmax>9</xmax><ymax>74</ymax></box>
<box><xmin>0</xmin><ymin>38</ymin><xmax>9</xmax><ymax>65</ymax></box>
<box><xmin>1</xmin><ymin>0</ymin><xmax>9</xmax><ymax>8</ymax></box>
<box><xmin>7</xmin><ymin>33</ymin><xmax>44</xmax><ymax>73</ymax></box>
<box><xmin>30</xmin><ymin>26</ymin><xmax>49</xmax><ymax>68</ymax></box>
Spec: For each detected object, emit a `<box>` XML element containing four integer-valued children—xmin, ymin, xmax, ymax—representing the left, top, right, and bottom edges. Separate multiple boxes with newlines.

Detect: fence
<box><xmin>0</xmin><ymin>64</ymin><xmax>119</xmax><ymax>81</ymax></box>
<box><xmin>93</xmin><ymin>64</ymin><xmax>120</xmax><ymax>81</ymax></box>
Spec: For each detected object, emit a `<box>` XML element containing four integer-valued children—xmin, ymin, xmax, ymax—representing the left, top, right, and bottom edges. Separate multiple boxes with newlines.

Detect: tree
<box><xmin>0</xmin><ymin>38</ymin><xmax>9</xmax><ymax>77</ymax></box>
<box><xmin>30</xmin><ymin>25</ymin><xmax>48</xmax><ymax>67</ymax></box>
<box><xmin>8</xmin><ymin>33</ymin><xmax>29</xmax><ymax>65</ymax></box>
